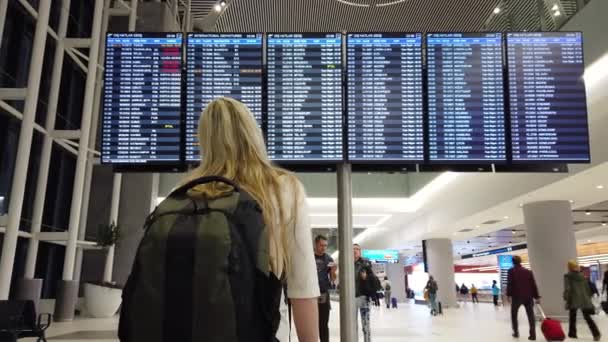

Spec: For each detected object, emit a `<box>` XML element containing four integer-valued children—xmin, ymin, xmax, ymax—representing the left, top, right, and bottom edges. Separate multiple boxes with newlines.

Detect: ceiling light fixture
<box><xmin>214</xmin><ymin>3</ymin><xmax>222</xmax><ymax>12</ymax></box>
<box><xmin>512</xmin><ymin>230</ymin><xmax>516</xmax><ymax>234</ymax></box>
<box><xmin>586</xmin><ymin>211</ymin><xmax>592</xmax><ymax>216</ymax></box>
<box><xmin>554</xmin><ymin>10</ymin><xmax>561</xmax><ymax>16</ymax></box>
<box><xmin>570</xmin><ymin>200</ymin><xmax>575</xmax><ymax>204</ymax></box>
<box><xmin>597</xmin><ymin>185</ymin><xmax>605</xmax><ymax>189</ymax></box>
<box><xmin>603</xmin><ymin>222</ymin><xmax>607</xmax><ymax>227</ymax></box>
<box><xmin>552</xmin><ymin>4</ymin><xmax>559</xmax><ymax>11</ymax></box>
<box><xmin>220</xmin><ymin>0</ymin><xmax>227</xmax><ymax>6</ymax></box>
<box><xmin>503</xmin><ymin>216</ymin><xmax>509</xmax><ymax>220</ymax></box>
<box><xmin>493</xmin><ymin>7</ymin><xmax>501</xmax><ymax>14</ymax></box>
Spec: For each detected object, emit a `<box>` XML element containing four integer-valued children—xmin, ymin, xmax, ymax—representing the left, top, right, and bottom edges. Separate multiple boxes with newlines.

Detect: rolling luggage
<box><xmin>538</xmin><ymin>305</ymin><xmax>565</xmax><ymax>341</ymax></box>
<box><xmin>391</xmin><ymin>297</ymin><xmax>398</xmax><ymax>308</ymax></box>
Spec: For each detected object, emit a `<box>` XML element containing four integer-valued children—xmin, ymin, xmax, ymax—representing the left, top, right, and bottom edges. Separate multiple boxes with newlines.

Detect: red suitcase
<box><xmin>538</xmin><ymin>305</ymin><xmax>565</xmax><ymax>341</ymax></box>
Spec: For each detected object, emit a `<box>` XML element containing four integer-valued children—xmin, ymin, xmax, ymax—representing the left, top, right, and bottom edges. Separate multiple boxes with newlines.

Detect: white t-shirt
<box><xmin>275</xmin><ymin>176</ymin><xmax>320</xmax><ymax>342</ymax></box>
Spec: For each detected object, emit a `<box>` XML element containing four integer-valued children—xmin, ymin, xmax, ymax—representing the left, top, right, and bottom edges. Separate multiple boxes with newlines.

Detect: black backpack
<box><xmin>118</xmin><ymin>176</ymin><xmax>283</xmax><ymax>342</ymax></box>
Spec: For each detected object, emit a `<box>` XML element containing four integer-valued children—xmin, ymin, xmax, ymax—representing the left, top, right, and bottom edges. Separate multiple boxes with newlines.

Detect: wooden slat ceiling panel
<box><xmin>190</xmin><ymin>0</ymin><xmax>560</xmax><ymax>32</ymax></box>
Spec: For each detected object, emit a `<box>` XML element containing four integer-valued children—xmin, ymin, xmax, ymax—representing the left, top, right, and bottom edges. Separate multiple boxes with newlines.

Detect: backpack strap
<box><xmin>171</xmin><ymin>176</ymin><xmax>240</xmax><ymax>197</ymax></box>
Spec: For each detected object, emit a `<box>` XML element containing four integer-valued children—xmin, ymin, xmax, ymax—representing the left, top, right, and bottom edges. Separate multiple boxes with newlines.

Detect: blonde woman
<box><xmin>182</xmin><ymin>97</ymin><xmax>320</xmax><ymax>342</ymax></box>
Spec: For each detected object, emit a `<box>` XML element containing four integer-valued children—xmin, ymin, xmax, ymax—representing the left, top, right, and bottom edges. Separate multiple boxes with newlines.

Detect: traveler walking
<box><xmin>564</xmin><ymin>261</ymin><xmax>601</xmax><ymax>341</ymax></box>
<box><xmin>354</xmin><ymin>244</ymin><xmax>380</xmax><ymax>342</ymax></box>
<box><xmin>314</xmin><ymin>235</ymin><xmax>337</xmax><ymax>342</ymax></box>
<box><xmin>383</xmin><ymin>277</ymin><xmax>392</xmax><ymax>309</ymax></box>
<box><xmin>507</xmin><ymin>255</ymin><xmax>540</xmax><ymax>340</ymax></box>
<box><xmin>426</xmin><ymin>276</ymin><xmax>439</xmax><ymax>316</ymax></box>
<box><xmin>492</xmin><ymin>280</ymin><xmax>500</xmax><ymax>306</ymax></box>
<box><xmin>460</xmin><ymin>283</ymin><xmax>469</xmax><ymax>302</ymax></box>
<box><xmin>119</xmin><ymin>98</ymin><xmax>320</xmax><ymax>342</ymax></box>
<box><xmin>471</xmin><ymin>284</ymin><xmax>479</xmax><ymax>303</ymax></box>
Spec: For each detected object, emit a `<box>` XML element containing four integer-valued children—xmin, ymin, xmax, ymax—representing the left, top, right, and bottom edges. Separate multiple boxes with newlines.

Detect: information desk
<box><xmin>266</xmin><ymin>33</ymin><xmax>343</xmax><ymax>163</ymax></box>
<box><xmin>506</xmin><ymin>32</ymin><xmax>589</xmax><ymax>163</ymax></box>
<box><xmin>101</xmin><ymin>33</ymin><xmax>183</xmax><ymax>166</ymax></box>
<box><xmin>347</xmin><ymin>33</ymin><xmax>424</xmax><ymax>163</ymax></box>
<box><xmin>427</xmin><ymin>33</ymin><xmax>506</xmax><ymax>163</ymax></box>
<box><xmin>185</xmin><ymin>33</ymin><xmax>263</xmax><ymax>162</ymax></box>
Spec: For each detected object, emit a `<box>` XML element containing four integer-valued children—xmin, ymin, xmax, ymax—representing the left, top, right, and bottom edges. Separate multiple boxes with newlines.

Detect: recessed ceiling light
<box><xmin>475</xmin><ymin>225</ymin><xmax>480</xmax><ymax>228</ymax></box>
<box><xmin>493</xmin><ymin>7</ymin><xmax>501</xmax><ymax>14</ymax></box>
<box><xmin>586</xmin><ymin>211</ymin><xmax>592</xmax><ymax>216</ymax></box>
<box><xmin>552</xmin><ymin>4</ymin><xmax>559</xmax><ymax>10</ymax></box>
<box><xmin>512</xmin><ymin>230</ymin><xmax>516</xmax><ymax>234</ymax></box>
<box><xmin>220</xmin><ymin>0</ymin><xmax>227</xmax><ymax>6</ymax></box>
<box><xmin>486</xmin><ymin>236</ymin><xmax>491</xmax><ymax>240</ymax></box>
<box><xmin>214</xmin><ymin>3</ymin><xmax>222</xmax><ymax>12</ymax></box>
<box><xmin>602</xmin><ymin>222</ymin><xmax>607</xmax><ymax>227</ymax></box>
<box><xmin>569</xmin><ymin>200</ymin><xmax>575</xmax><ymax>204</ymax></box>
<box><xmin>597</xmin><ymin>185</ymin><xmax>605</xmax><ymax>189</ymax></box>
<box><xmin>503</xmin><ymin>216</ymin><xmax>509</xmax><ymax>220</ymax></box>
<box><xmin>554</xmin><ymin>10</ymin><xmax>561</xmax><ymax>16</ymax></box>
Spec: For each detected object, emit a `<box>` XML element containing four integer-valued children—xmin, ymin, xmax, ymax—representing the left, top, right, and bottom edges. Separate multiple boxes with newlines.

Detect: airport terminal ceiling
<box><xmin>191</xmin><ymin>0</ymin><xmax>581</xmax><ymax>32</ymax></box>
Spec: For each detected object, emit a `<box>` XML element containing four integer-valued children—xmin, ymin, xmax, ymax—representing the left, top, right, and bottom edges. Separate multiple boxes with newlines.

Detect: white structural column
<box><xmin>0</xmin><ymin>0</ymin><xmax>8</xmax><ymax>49</ymax></box>
<box><xmin>425</xmin><ymin>238</ymin><xmax>458</xmax><ymax>308</ymax></box>
<box><xmin>62</xmin><ymin>0</ymin><xmax>104</xmax><ymax>282</ymax></box>
<box><xmin>523</xmin><ymin>200</ymin><xmax>577</xmax><ymax>318</ymax></box>
<box><xmin>54</xmin><ymin>0</ymin><xmax>103</xmax><ymax>322</ymax></box>
<box><xmin>102</xmin><ymin>174</ymin><xmax>122</xmax><ymax>282</ymax></box>
<box><xmin>24</xmin><ymin>0</ymin><xmax>72</xmax><ymax>280</ymax></box>
<box><xmin>72</xmin><ymin>0</ymin><xmax>112</xmax><ymax>284</ymax></box>
<box><xmin>0</xmin><ymin>0</ymin><xmax>52</xmax><ymax>300</ymax></box>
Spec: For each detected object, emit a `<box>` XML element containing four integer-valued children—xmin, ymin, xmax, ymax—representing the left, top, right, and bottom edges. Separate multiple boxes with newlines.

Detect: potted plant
<box><xmin>84</xmin><ymin>222</ymin><xmax>123</xmax><ymax>318</ymax></box>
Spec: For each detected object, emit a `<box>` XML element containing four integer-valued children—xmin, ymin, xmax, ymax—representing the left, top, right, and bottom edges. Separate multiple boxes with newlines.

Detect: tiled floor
<box><xmin>30</xmin><ymin>301</ymin><xmax>607</xmax><ymax>341</ymax></box>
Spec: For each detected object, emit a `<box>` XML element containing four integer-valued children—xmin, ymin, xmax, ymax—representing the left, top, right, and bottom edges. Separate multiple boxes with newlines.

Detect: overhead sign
<box><xmin>460</xmin><ymin>243</ymin><xmax>527</xmax><ymax>259</ymax></box>
<box><xmin>362</xmin><ymin>249</ymin><xmax>399</xmax><ymax>264</ymax></box>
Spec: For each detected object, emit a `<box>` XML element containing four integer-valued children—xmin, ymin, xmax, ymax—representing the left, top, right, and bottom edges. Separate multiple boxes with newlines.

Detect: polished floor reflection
<box><xmin>30</xmin><ymin>301</ymin><xmax>607</xmax><ymax>341</ymax></box>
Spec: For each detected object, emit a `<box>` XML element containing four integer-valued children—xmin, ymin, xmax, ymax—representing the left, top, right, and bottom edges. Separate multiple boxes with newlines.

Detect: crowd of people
<box><xmin>119</xmin><ymin>97</ymin><xmax>606</xmax><ymax>342</ymax></box>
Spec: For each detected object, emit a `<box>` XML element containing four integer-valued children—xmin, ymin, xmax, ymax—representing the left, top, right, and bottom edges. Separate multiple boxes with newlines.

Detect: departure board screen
<box><xmin>101</xmin><ymin>33</ymin><xmax>182</xmax><ymax>165</ymax></box>
<box><xmin>266</xmin><ymin>33</ymin><xmax>343</xmax><ymax>163</ymax></box>
<box><xmin>185</xmin><ymin>33</ymin><xmax>263</xmax><ymax>162</ymax></box>
<box><xmin>427</xmin><ymin>33</ymin><xmax>506</xmax><ymax>163</ymax></box>
<box><xmin>347</xmin><ymin>33</ymin><xmax>424</xmax><ymax>162</ymax></box>
<box><xmin>507</xmin><ymin>32</ymin><xmax>589</xmax><ymax>162</ymax></box>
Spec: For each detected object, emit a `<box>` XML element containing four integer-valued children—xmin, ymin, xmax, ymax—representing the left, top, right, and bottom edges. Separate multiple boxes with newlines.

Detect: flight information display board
<box><xmin>101</xmin><ymin>32</ymin><xmax>182</xmax><ymax>165</ymax></box>
<box><xmin>507</xmin><ymin>32</ymin><xmax>590</xmax><ymax>162</ymax></box>
<box><xmin>427</xmin><ymin>33</ymin><xmax>506</xmax><ymax>163</ymax></box>
<box><xmin>185</xmin><ymin>33</ymin><xmax>263</xmax><ymax>162</ymax></box>
<box><xmin>266</xmin><ymin>33</ymin><xmax>343</xmax><ymax>163</ymax></box>
<box><xmin>347</xmin><ymin>33</ymin><xmax>424</xmax><ymax>162</ymax></box>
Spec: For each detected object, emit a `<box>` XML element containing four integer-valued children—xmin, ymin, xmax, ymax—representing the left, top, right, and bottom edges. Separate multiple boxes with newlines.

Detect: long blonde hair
<box><xmin>183</xmin><ymin>97</ymin><xmax>296</xmax><ymax>276</ymax></box>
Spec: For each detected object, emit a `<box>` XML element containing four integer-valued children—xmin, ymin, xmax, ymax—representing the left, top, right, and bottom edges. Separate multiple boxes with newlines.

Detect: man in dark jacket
<box><xmin>507</xmin><ymin>255</ymin><xmax>540</xmax><ymax>340</ymax></box>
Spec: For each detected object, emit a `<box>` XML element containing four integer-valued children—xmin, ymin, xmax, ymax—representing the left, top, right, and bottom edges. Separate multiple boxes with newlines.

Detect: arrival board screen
<box><xmin>185</xmin><ymin>33</ymin><xmax>263</xmax><ymax>162</ymax></box>
<box><xmin>347</xmin><ymin>33</ymin><xmax>424</xmax><ymax>162</ymax></box>
<box><xmin>427</xmin><ymin>33</ymin><xmax>506</xmax><ymax>163</ymax></box>
<box><xmin>101</xmin><ymin>32</ymin><xmax>182</xmax><ymax>165</ymax></box>
<box><xmin>266</xmin><ymin>33</ymin><xmax>343</xmax><ymax>163</ymax></box>
<box><xmin>507</xmin><ymin>32</ymin><xmax>590</xmax><ymax>162</ymax></box>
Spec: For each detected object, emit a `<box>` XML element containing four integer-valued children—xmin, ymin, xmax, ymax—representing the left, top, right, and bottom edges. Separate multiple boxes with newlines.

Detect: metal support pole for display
<box><xmin>62</xmin><ymin>0</ymin><xmax>104</xmax><ymax>282</ymax></box>
<box><xmin>23</xmin><ymin>0</ymin><xmax>72</xmax><ymax>281</ymax></box>
<box><xmin>0</xmin><ymin>0</ymin><xmax>52</xmax><ymax>300</ymax></box>
<box><xmin>337</xmin><ymin>163</ymin><xmax>357</xmax><ymax>342</ymax></box>
<box><xmin>184</xmin><ymin>0</ymin><xmax>192</xmax><ymax>32</ymax></box>
<box><xmin>129</xmin><ymin>0</ymin><xmax>138</xmax><ymax>31</ymax></box>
